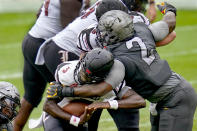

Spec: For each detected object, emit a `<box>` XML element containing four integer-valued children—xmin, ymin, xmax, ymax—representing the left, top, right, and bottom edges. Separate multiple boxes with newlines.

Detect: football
<box><xmin>62</xmin><ymin>100</ymin><xmax>90</xmax><ymax>117</ymax></box>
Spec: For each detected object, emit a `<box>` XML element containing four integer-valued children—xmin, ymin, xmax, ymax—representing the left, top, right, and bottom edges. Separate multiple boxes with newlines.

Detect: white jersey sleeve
<box><xmin>55</xmin><ymin>60</ymin><xmax>79</xmax><ymax>86</ymax></box>
<box><xmin>52</xmin><ymin>1</ymin><xmax>102</xmax><ymax>54</ymax></box>
<box><xmin>77</xmin><ymin>23</ymin><xmax>102</xmax><ymax>52</ymax></box>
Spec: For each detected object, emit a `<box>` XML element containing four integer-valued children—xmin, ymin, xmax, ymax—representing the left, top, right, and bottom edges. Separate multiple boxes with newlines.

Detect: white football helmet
<box><xmin>0</xmin><ymin>81</ymin><xmax>20</xmax><ymax>124</ymax></box>
<box><xmin>97</xmin><ymin>10</ymin><xmax>134</xmax><ymax>45</ymax></box>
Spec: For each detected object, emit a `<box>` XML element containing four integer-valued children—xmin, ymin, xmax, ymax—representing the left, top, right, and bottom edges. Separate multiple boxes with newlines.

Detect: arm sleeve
<box><xmin>148</xmin><ymin>21</ymin><xmax>169</xmax><ymax>42</ymax></box>
<box><xmin>104</xmin><ymin>59</ymin><xmax>125</xmax><ymax>89</ymax></box>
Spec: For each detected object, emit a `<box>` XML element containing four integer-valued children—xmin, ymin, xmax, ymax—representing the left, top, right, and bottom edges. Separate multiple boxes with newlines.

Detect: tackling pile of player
<box><xmin>2</xmin><ymin>0</ymin><xmax>196</xmax><ymax>131</ymax></box>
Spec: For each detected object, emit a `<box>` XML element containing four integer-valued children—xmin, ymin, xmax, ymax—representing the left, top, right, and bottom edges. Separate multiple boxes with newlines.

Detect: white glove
<box><xmin>149</xmin><ymin>103</ymin><xmax>158</xmax><ymax>116</ymax></box>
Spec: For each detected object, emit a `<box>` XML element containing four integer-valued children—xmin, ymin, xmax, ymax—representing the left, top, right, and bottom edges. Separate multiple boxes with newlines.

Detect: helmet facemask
<box><xmin>0</xmin><ymin>82</ymin><xmax>20</xmax><ymax>124</ymax></box>
<box><xmin>0</xmin><ymin>94</ymin><xmax>20</xmax><ymax>124</ymax></box>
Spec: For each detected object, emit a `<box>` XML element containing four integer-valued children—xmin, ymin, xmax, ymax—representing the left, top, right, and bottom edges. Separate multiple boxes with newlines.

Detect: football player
<box><xmin>29</xmin><ymin>48</ymin><xmax>145</xmax><ymax>130</ymax></box>
<box><xmin>13</xmin><ymin>0</ymin><xmax>86</xmax><ymax>130</ymax></box>
<box><xmin>57</xmin><ymin>8</ymin><xmax>197</xmax><ymax>131</ymax></box>
<box><xmin>96</xmin><ymin>9</ymin><xmax>197</xmax><ymax>131</ymax></box>
<box><xmin>0</xmin><ymin>82</ymin><xmax>20</xmax><ymax>131</ymax></box>
<box><xmin>75</xmin><ymin>3</ymin><xmax>176</xmax><ymax>130</ymax></box>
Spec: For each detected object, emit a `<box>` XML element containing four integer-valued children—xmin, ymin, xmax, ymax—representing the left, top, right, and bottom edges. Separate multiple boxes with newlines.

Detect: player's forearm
<box><xmin>74</xmin><ymin>82</ymin><xmax>112</xmax><ymax>97</ymax></box>
<box><xmin>87</xmin><ymin>89</ymin><xmax>146</xmax><ymax>110</ymax></box>
<box><xmin>43</xmin><ymin>99</ymin><xmax>71</xmax><ymax>121</ymax></box>
<box><xmin>156</xmin><ymin>31</ymin><xmax>176</xmax><ymax>47</ymax></box>
<box><xmin>162</xmin><ymin>11</ymin><xmax>176</xmax><ymax>33</ymax></box>
<box><xmin>117</xmin><ymin>96</ymin><xmax>146</xmax><ymax>109</ymax></box>
<box><xmin>117</xmin><ymin>89</ymin><xmax>146</xmax><ymax>109</ymax></box>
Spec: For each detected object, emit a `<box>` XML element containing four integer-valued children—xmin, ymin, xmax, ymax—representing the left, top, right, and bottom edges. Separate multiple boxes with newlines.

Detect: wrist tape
<box><xmin>108</xmin><ymin>100</ymin><xmax>118</xmax><ymax>110</ymax></box>
<box><xmin>70</xmin><ymin>115</ymin><xmax>80</xmax><ymax>127</ymax></box>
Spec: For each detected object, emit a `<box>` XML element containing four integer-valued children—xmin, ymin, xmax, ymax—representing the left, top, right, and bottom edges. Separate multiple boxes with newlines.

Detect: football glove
<box><xmin>47</xmin><ymin>81</ymin><xmax>63</xmax><ymax>100</ymax></box>
<box><xmin>157</xmin><ymin>2</ymin><xmax>177</xmax><ymax>16</ymax></box>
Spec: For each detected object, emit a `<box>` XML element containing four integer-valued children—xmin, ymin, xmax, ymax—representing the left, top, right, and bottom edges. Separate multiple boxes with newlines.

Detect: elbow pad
<box><xmin>148</xmin><ymin>21</ymin><xmax>169</xmax><ymax>42</ymax></box>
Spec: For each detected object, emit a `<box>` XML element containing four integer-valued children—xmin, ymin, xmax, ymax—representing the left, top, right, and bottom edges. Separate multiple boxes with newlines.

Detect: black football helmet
<box><xmin>121</xmin><ymin>0</ymin><xmax>136</xmax><ymax>11</ymax></box>
<box><xmin>0</xmin><ymin>82</ymin><xmax>20</xmax><ymax>124</ymax></box>
<box><xmin>122</xmin><ymin>0</ymin><xmax>148</xmax><ymax>12</ymax></box>
<box><xmin>75</xmin><ymin>48</ymin><xmax>114</xmax><ymax>84</ymax></box>
<box><xmin>95</xmin><ymin>0</ymin><xmax>129</xmax><ymax>20</ymax></box>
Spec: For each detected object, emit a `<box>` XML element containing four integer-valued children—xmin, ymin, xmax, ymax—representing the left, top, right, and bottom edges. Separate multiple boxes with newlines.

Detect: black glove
<box><xmin>47</xmin><ymin>81</ymin><xmax>75</xmax><ymax>100</ymax></box>
<box><xmin>157</xmin><ymin>2</ymin><xmax>177</xmax><ymax>16</ymax></box>
<box><xmin>47</xmin><ymin>81</ymin><xmax>63</xmax><ymax>100</ymax></box>
<box><xmin>61</xmin><ymin>86</ymin><xmax>74</xmax><ymax>97</ymax></box>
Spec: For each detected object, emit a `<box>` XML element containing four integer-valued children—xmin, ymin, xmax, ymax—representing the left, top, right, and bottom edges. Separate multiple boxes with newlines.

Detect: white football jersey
<box><xmin>29</xmin><ymin>0</ymin><xmax>63</xmax><ymax>40</ymax></box>
<box><xmin>55</xmin><ymin>60</ymin><xmax>78</xmax><ymax>86</ymax></box>
<box><xmin>52</xmin><ymin>0</ymin><xmax>102</xmax><ymax>55</ymax></box>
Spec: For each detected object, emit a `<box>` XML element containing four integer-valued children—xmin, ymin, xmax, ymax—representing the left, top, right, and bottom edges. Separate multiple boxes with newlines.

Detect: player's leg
<box><xmin>14</xmin><ymin>34</ymin><xmax>54</xmax><ymax>130</ymax></box>
<box><xmin>157</xmin><ymin>78</ymin><xmax>197</xmax><ymax>131</ymax></box>
<box><xmin>88</xmin><ymin>109</ymin><xmax>103</xmax><ymax>131</ymax></box>
<box><xmin>43</xmin><ymin>40</ymin><xmax>79</xmax><ymax>75</ymax></box>
<box><xmin>108</xmin><ymin>108</ymin><xmax>140</xmax><ymax>131</ymax></box>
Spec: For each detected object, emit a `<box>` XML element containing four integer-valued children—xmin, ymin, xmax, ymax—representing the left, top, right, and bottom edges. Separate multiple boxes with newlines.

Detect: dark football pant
<box><xmin>22</xmin><ymin>34</ymin><xmax>79</xmax><ymax>107</ymax></box>
<box><xmin>150</xmin><ymin>78</ymin><xmax>197</xmax><ymax>131</ymax></box>
<box><xmin>22</xmin><ymin>34</ymin><xmax>54</xmax><ymax>107</ymax></box>
<box><xmin>43</xmin><ymin>40</ymin><xmax>79</xmax><ymax>75</ymax></box>
<box><xmin>43</xmin><ymin>113</ymin><xmax>88</xmax><ymax>131</ymax></box>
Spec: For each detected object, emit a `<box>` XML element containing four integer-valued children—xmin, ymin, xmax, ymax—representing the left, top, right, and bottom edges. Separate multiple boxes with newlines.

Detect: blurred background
<box><xmin>1</xmin><ymin>0</ymin><xmax>197</xmax><ymax>12</ymax></box>
<box><xmin>0</xmin><ymin>0</ymin><xmax>197</xmax><ymax>131</ymax></box>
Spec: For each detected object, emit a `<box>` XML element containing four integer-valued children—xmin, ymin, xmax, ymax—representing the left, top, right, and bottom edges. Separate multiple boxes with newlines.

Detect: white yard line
<box><xmin>176</xmin><ymin>25</ymin><xmax>197</xmax><ymax>32</ymax></box>
<box><xmin>1</xmin><ymin>25</ymin><xmax>197</xmax><ymax>49</ymax></box>
<box><xmin>161</xmin><ymin>49</ymin><xmax>197</xmax><ymax>58</ymax></box>
<box><xmin>0</xmin><ymin>43</ymin><xmax>20</xmax><ymax>49</ymax></box>
<box><xmin>0</xmin><ymin>72</ymin><xmax>22</xmax><ymax>79</ymax></box>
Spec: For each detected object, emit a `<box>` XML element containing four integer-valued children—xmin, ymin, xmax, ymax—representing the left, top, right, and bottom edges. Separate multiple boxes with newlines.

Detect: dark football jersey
<box><xmin>107</xmin><ymin>22</ymin><xmax>172</xmax><ymax>99</ymax></box>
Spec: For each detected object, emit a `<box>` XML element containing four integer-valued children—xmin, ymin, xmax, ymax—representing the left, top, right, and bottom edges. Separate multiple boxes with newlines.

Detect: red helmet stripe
<box><xmin>86</xmin><ymin>69</ymin><xmax>91</xmax><ymax>74</ymax></box>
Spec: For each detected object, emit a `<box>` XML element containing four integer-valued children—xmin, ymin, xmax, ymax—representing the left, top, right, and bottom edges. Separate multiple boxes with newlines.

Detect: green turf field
<box><xmin>0</xmin><ymin>10</ymin><xmax>197</xmax><ymax>131</ymax></box>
